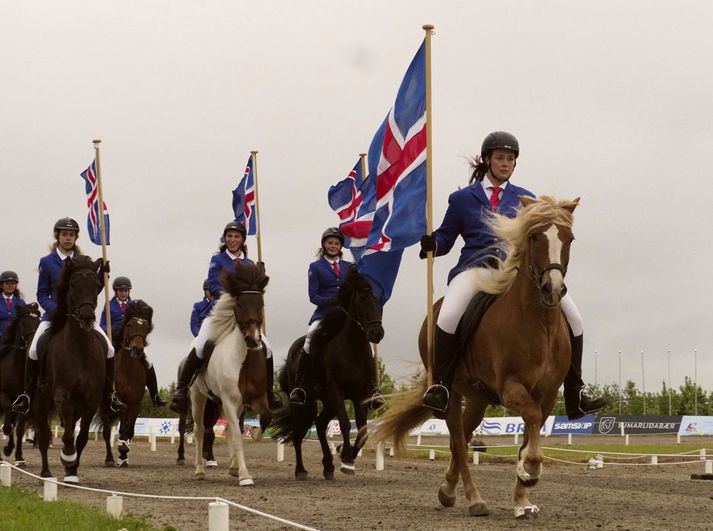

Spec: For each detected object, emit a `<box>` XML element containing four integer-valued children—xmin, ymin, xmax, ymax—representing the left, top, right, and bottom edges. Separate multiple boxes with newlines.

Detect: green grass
<box><xmin>0</xmin><ymin>486</ymin><xmax>162</xmax><ymax>531</ymax></box>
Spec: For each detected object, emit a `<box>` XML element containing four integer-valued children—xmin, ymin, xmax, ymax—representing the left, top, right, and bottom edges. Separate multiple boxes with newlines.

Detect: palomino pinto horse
<box><xmin>189</xmin><ymin>261</ymin><xmax>271</xmax><ymax>484</ymax></box>
<box><xmin>374</xmin><ymin>196</ymin><xmax>579</xmax><ymax>520</ymax></box>
<box><xmin>271</xmin><ymin>267</ymin><xmax>384</xmax><ymax>480</ymax></box>
<box><xmin>0</xmin><ymin>303</ymin><xmax>40</xmax><ymax>466</ymax></box>
<box><xmin>101</xmin><ymin>300</ymin><xmax>154</xmax><ymax>467</ymax></box>
<box><xmin>34</xmin><ymin>256</ymin><xmax>107</xmax><ymax>483</ymax></box>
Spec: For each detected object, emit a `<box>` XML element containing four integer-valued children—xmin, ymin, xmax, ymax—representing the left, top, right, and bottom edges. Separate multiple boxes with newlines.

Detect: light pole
<box><xmin>641</xmin><ymin>350</ymin><xmax>646</xmax><ymax>415</ymax></box>
<box><xmin>694</xmin><ymin>349</ymin><xmax>698</xmax><ymax>415</ymax></box>
<box><xmin>594</xmin><ymin>350</ymin><xmax>598</xmax><ymax>387</ymax></box>
<box><xmin>667</xmin><ymin>349</ymin><xmax>672</xmax><ymax>416</ymax></box>
<box><xmin>618</xmin><ymin>350</ymin><xmax>622</xmax><ymax>415</ymax></box>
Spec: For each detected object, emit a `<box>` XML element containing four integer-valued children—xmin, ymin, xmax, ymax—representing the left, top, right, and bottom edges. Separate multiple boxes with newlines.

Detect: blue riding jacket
<box><xmin>0</xmin><ymin>295</ymin><xmax>27</xmax><ymax>338</ymax></box>
<box><xmin>308</xmin><ymin>257</ymin><xmax>353</xmax><ymax>324</ymax></box>
<box><xmin>100</xmin><ymin>296</ymin><xmax>131</xmax><ymax>334</ymax></box>
<box><xmin>207</xmin><ymin>251</ymin><xmax>255</xmax><ymax>298</ymax></box>
<box><xmin>190</xmin><ymin>297</ymin><xmax>215</xmax><ymax>337</ymax></box>
<box><xmin>426</xmin><ymin>180</ymin><xmax>535</xmax><ymax>283</ymax></box>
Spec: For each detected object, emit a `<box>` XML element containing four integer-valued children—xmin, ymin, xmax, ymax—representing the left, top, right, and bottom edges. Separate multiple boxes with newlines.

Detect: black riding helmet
<box><xmin>481</xmin><ymin>131</ymin><xmax>519</xmax><ymax>159</ymax></box>
<box><xmin>112</xmin><ymin>276</ymin><xmax>132</xmax><ymax>290</ymax></box>
<box><xmin>223</xmin><ymin>220</ymin><xmax>247</xmax><ymax>240</ymax></box>
<box><xmin>321</xmin><ymin>227</ymin><xmax>345</xmax><ymax>246</ymax></box>
<box><xmin>0</xmin><ymin>270</ymin><xmax>19</xmax><ymax>283</ymax></box>
<box><xmin>54</xmin><ymin>217</ymin><xmax>80</xmax><ymax>236</ymax></box>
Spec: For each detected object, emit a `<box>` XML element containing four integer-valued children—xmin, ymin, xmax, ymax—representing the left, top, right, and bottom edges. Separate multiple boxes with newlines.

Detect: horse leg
<box><xmin>190</xmin><ymin>389</ymin><xmax>207</xmax><ymax>479</ymax></box>
<box><xmin>351</xmin><ymin>403</ymin><xmax>368</xmax><ymax>461</ymax></box>
<box><xmin>15</xmin><ymin>415</ymin><xmax>26</xmax><ymax>467</ymax></box>
<box><xmin>502</xmin><ymin>381</ymin><xmax>543</xmax><ymax>519</ymax></box>
<box><xmin>101</xmin><ymin>413</ymin><xmax>115</xmax><ymax>466</ymax></box>
<box><xmin>177</xmin><ymin>411</ymin><xmax>187</xmax><ymax>465</ymax></box>
<box><xmin>36</xmin><ymin>403</ymin><xmax>52</xmax><ymax>478</ymax></box>
<box><xmin>2</xmin><ymin>410</ymin><xmax>15</xmax><ymax>458</ymax></box>
<box><xmin>58</xmin><ymin>400</ymin><xmax>78</xmax><ymax>470</ymax></box>
<box><xmin>64</xmin><ymin>413</ymin><xmax>91</xmax><ymax>484</ymax></box>
<box><xmin>314</xmin><ymin>404</ymin><xmax>335</xmax><ymax>480</ymax></box>
<box><xmin>223</xmin><ymin>399</ymin><xmax>253</xmax><ymax>486</ymax></box>
<box><xmin>292</xmin><ymin>401</ymin><xmax>317</xmax><ymax>480</ymax></box>
<box><xmin>332</xmin><ymin>396</ymin><xmax>356</xmax><ymax>474</ymax></box>
<box><xmin>203</xmin><ymin>400</ymin><xmax>219</xmax><ymax>467</ymax></box>
<box><xmin>117</xmin><ymin>418</ymin><xmax>130</xmax><ymax>467</ymax></box>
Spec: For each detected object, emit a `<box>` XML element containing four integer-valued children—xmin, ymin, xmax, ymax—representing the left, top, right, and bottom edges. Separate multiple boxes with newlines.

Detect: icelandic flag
<box><xmin>358</xmin><ymin>40</ymin><xmax>427</xmax><ymax>305</ymax></box>
<box><xmin>232</xmin><ymin>156</ymin><xmax>257</xmax><ymax>235</ymax></box>
<box><xmin>80</xmin><ymin>160</ymin><xmax>110</xmax><ymax>245</ymax></box>
<box><xmin>327</xmin><ymin>160</ymin><xmax>374</xmax><ymax>253</ymax></box>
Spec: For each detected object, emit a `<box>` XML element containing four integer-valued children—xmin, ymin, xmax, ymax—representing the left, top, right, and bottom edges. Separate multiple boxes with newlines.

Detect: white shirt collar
<box><xmin>3</xmin><ymin>294</ymin><xmax>12</xmax><ymax>300</ymax></box>
<box><xmin>226</xmin><ymin>249</ymin><xmax>245</xmax><ymax>260</ymax></box>
<box><xmin>324</xmin><ymin>256</ymin><xmax>339</xmax><ymax>266</ymax></box>
<box><xmin>481</xmin><ymin>176</ymin><xmax>508</xmax><ymax>198</ymax></box>
<box><xmin>56</xmin><ymin>248</ymin><xmax>75</xmax><ymax>260</ymax></box>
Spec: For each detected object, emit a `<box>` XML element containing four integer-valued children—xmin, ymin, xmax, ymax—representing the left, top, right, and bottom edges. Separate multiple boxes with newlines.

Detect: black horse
<box><xmin>271</xmin><ymin>267</ymin><xmax>384</xmax><ymax>480</ymax></box>
<box><xmin>0</xmin><ymin>303</ymin><xmax>40</xmax><ymax>466</ymax></box>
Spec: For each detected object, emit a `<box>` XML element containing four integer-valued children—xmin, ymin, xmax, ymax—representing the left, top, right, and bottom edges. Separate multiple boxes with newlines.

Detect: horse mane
<box><xmin>1</xmin><ymin>303</ymin><xmax>39</xmax><ymax>347</ymax></box>
<box><xmin>49</xmin><ymin>255</ymin><xmax>100</xmax><ymax>334</ymax></box>
<box><xmin>208</xmin><ymin>262</ymin><xmax>269</xmax><ymax>345</ymax></box>
<box><xmin>477</xmin><ymin>196</ymin><xmax>579</xmax><ymax>295</ymax></box>
<box><xmin>115</xmin><ymin>299</ymin><xmax>154</xmax><ymax>345</ymax></box>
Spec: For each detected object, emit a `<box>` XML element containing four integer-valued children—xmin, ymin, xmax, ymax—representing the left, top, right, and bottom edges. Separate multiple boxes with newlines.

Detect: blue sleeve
<box><xmin>36</xmin><ymin>258</ymin><xmax>56</xmax><ymax>315</ymax></box>
<box><xmin>100</xmin><ymin>308</ymin><xmax>107</xmax><ymax>332</ymax></box>
<box><xmin>207</xmin><ymin>255</ymin><xmax>223</xmax><ymax>298</ymax></box>
<box><xmin>190</xmin><ymin>304</ymin><xmax>201</xmax><ymax>337</ymax></box>
<box><xmin>308</xmin><ymin>263</ymin><xmax>333</xmax><ymax>307</ymax></box>
<box><xmin>428</xmin><ymin>192</ymin><xmax>464</xmax><ymax>257</ymax></box>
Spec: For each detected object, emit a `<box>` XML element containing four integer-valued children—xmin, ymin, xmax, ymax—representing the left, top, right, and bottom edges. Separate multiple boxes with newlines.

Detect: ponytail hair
<box><xmin>468</xmin><ymin>155</ymin><xmax>489</xmax><ymax>185</ymax></box>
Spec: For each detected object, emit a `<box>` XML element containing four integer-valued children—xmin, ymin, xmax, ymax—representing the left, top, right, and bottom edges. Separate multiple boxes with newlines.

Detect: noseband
<box><xmin>122</xmin><ymin>317</ymin><xmax>149</xmax><ymax>350</ymax></box>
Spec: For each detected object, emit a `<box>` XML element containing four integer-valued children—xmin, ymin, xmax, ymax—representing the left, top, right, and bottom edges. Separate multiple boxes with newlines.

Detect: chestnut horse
<box><xmin>189</xmin><ymin>262</ymin><xmax>271</xmax><ymax>485</ymax></box>
<box><xmin>374</xmin><ymin>196</ymin><xmax>579</xmax><ymax>520</ymax></box>
<box><xmin>33</xmin><ymin>256</ymin><xmax>107</xmax><ymax>483</ymax></box>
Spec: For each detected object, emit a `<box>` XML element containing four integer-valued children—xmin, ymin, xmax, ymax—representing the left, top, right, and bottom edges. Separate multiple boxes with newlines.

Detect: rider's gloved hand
<box><xmin>420</xmin><ymin>234</ymin><xmax>437</xmax><ymax>254</ymax></box>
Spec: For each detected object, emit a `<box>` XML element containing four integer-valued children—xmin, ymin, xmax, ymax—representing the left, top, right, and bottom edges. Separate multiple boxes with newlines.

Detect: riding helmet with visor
<box><xmin>481</xmin><ymin>131</ymin><xmax>520</xmax><ymax>159</ymax></box>
<box><xmin>0</xmin><ymin>271</ymin><xmax>19</xmax><ymax>283</ymax></box>
<box><xmin>53</xmin><ymin>217</ymin><xmax>80</xmax><ymax>237</ymax></box>
<box><xmin>223</xmin><ymin>220</ymin><xmax>247</xmax><ymax>240</ymax></box>
<box><xmin>321</xmin><ymin>227</ymin><xmax>344</xmax><ymax>246</ymax></box>
<box><xmin>112</xmin><ymin>276</ymin><xmax>132</xmax><ymax>290</ymax></box>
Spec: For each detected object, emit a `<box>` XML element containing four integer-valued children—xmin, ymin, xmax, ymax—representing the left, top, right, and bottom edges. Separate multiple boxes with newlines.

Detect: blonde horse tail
<box><xmin>372</xmin><ymin>374</ymin><xmax>431</xmax><ymax>456</ymax></box>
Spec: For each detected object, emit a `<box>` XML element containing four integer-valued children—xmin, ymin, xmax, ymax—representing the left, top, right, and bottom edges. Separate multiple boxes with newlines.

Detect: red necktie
<box><xmin>5</xmin><ymin>298</ymin><xmax>11</xmax><ymax>310</ymax></box>
<box><xmin>490</xmin><ymin>186</ymin><xmax>502</xmax><ymax>210</ymax></box>
<box><xmin>332</xmin><ymin>260</ymin><xmax>340</xmax><ymax>277</ymax></box>
<box><xmin>120</xmin><ymin>301</ymin><xmax>126</xmax><ymax>313</ymax></box>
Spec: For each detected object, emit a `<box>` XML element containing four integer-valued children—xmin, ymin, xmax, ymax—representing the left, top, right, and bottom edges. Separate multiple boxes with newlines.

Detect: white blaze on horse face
<box><xmin>544</xmin><ymin>225</ymin><xmax>565</xmax><ymax>292</ymax></box>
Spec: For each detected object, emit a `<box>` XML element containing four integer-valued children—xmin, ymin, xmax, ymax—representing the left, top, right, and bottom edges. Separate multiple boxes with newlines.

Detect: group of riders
<box><xmin>1</xmin><ymin>131</ymin><xmax>605</xmax><ymax>423</ymax></box>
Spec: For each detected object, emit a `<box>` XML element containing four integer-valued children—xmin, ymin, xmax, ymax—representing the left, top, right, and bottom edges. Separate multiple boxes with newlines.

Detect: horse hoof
<box><xmin>15</xmin><ymin>461</ymin><xmax>27</xmax><ymax>469</ymax></box>
<box><xmin>324</xmin><ymin>470</ymin><xmax>334</xmax><ymax>481</ymax></box>
<box><xmin>340</xmin><ymin>462</ymin><xmax>355</xmax><ymax>475</ymax></box>
<box><xmin>118</xmin><ymin>459</ymin><xmax>128</xmax><ymax>468</ymax></box>
<box><xmin>239</xmin><ymin>478</ymin><xmax>255</xmax><ymax>487</ymax></box>
<box><xmin>63</xmin><ymin>475</ymin><xmax>79</xmax><ymax>484</ymax></box>
<box><xmin>104</xmin><ymin>460</ymin><xmax>115</xmax><ymax>468</ymax></box>
<box><xmin>438</xmin><ymin>485</ymin><xmax>456</xmax><ymax>508</ymax></box>
<box><xmin>469</xmin><ymin>502</ymin><xmax>490</xmax><ymax>517</ymax></box>
<box><xmin>514</xmin><ymin>505</ymin><xmax>539</xmax><ymax>519</ymax></box>
<box><xmin>228</xmin><ymin>468</ymin><xmax>240</xmax><ymax>477</ymax></box>
<box><xmin>176</xmin><ymin>459</ymin><xmax>186</xmax><ymax>466</ymax></box>
<box><xmin>205</xmin><ymin>460</ymin><xmax>218</xmax><ymax>468</ymax></box>
<box><xmin>2</xmin><ymin>447</ymin><xmax>12</xmax><ymax>457</ymax></box>
<box><xmin>295</xmin><ymin>471</ymin><xmax>308</xmax><ymax>481</ymax></box>
<box><xmin>194</xmin><ymin>472</ymin><xmax>206</xmax><ymax>480</ymax></box>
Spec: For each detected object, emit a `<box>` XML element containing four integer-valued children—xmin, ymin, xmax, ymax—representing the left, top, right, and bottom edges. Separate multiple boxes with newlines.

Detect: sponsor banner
<box><xmin>551</xmin><ymin>416</ymin><xmax>596</xmax><ymax>434</ymax></box>
<box><xmin>476</xmin><ymin>416</ymin><xmax>554</xmax><ymax>436</ymax></box>
<box><xmin>679</xmin><ymin>416</ymin><xmax>713</xmax><ymax>436</ymax></box>
<box><xmin>131</xmin><ymin>418</ymin><xmax>180</xmax><ymax>437</ymax></box>
<box><xmin>594</xmin><ymin>415</ymin><xmax>682</xmax><ymax>435</ymax></box>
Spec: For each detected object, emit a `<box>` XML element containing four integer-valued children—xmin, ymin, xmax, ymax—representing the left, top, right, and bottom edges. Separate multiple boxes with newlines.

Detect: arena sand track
<box><xmin>7</xmin><ymin>435</ymin><xmax>713</xmax><ymax>530</ymax></box>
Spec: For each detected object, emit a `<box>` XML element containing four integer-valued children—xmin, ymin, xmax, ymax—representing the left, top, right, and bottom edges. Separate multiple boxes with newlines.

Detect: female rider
<box><xmin>0</xmin><ymin>270</ymin><xmax>27</xmax><ymax>339</ymax></box>
<box><xmin>420</xmin><ymin>131</ymin><xmax>605</xmax><ymax>420</ymax></box>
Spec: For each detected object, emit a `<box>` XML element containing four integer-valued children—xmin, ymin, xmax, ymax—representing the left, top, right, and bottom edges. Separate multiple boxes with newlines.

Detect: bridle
<box><xmin>340</xmin><ymin>291</ymin><xmax>382</xmax><ymax>332</ymax></box>
<box><xmin>66</xmin><ymin>271</ymin><xmax>98</xmax><ymax>323</ymax></box>
<box><xmin>121</xmin><ymin>317</ymin><xmax>150</xmax><ymax>350</ymax></box>
<box><xmin>235</xmin><ymin>290</ymin><xmax>264</xmax><ymax>351</ymax></box>
<box><xmin>526</xmin><ymin>228</ymin><xmax>569</xmax><ymax>297</ymax></box>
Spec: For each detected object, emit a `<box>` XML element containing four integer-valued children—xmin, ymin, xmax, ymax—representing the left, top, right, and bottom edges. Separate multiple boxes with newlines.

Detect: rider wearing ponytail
<box><xmin>12</xmin><ymin>217</ymin><xmax>126</xmax><ymax>415</ymax></box>
<box><xmin>420</xmin><ymin>132</ymin><xmax>605</xmax><ymax>420</ymax></box>
<box><xmin>100</xmin><ymin>276</ymin><xmax>166</xmax><ymax>407</ymax></box>
<box><xmin>0</xmin><ymin>271</ymin><xmax>27</xmax><ymax>339</ymax></box>
<box><xmin>171</xmin><ymin>221</ymin><xmax>280</xmax><ymax>413</ymax></box>
<box><xmin>289</xmin><ymin>227</ymin><xmax>384</xmax><ymax>409</ymax></box>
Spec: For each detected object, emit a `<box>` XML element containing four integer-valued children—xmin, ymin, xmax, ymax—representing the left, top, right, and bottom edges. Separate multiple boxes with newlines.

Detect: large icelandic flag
<box><xmin>80</xmin><ymin>160</ymin><xmax>110</xmax><ymax>245</ymax></box>
<box><xmin>232</xmin><ymin>156</ymin><xmax>257</xmax><ymax>235</ymax></box>
<box><xmin>358</xmin><ymin>40</ymin><xmax>427</xmax><ymax>305</ymax></box>
<box><xmin>327</xmin><ymin>160</ymin><xmax>374</xmax><ymax>254</ymax></box>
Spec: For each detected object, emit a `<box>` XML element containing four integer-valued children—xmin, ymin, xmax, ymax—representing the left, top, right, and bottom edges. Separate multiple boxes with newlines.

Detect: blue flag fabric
<box><xmin>232</xmin><ymin>156</ymin><xmax>257</xmax><ymax>235</ymax></box>
<box><xmin>327</xmin><ymin>160</ymin><xmax>374</xmax><ymax>252</ymax></box>
<box><xmin>357</xmin><ymin>40</ymin><xmax>427</xmax><ymax>305</ymax></box>
<box><xmin>80</xmin><ymin>160</ymin><xmax>110</xmax><ymax>245</ymax></box>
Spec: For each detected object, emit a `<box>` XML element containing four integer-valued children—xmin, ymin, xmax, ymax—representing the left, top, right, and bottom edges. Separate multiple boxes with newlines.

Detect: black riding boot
<box><xmin>144</xmin><ymin>363</ymin><xmax>167</xmax><ymax>407</ymax></box>
<box><xmin>11</xmin><ymin>358</ymin><xmax>39</xmax><ymax>414</ymax></box>
<box><xmin>563</xmin><ymin>333</ymin><xmax>606</xmax><ymax>420</ymax></box>
<box><xmin>422</xmin><ymin>326</ymin><xmax>460</xmax><ymax>419</ymax></box>
<box><xmin>289</xmin><ymin>349</ymin><xmax>313</xmax><ymax>405</ymax></box>
<box><xmin>170</xmin><ymin>348</ymin><xmax>203</xmax><ymax>414</ymax></box>
<box><xmin>265</xmin><ymin>355</ymin><xmax>281</xmax><ymax>409</ymax></box>
<box><xmin>105</xmin><ymin>357</ymin><xmax>127</xmax><ymax>414</ymax></box>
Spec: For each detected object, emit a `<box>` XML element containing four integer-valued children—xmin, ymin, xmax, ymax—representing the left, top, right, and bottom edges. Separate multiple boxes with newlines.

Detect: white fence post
<box><xmin>53</xmin><ymin>425</ymin><xmax>59</xmax><ymax>439</ymax></box>
<box><xmin>676</xmin><ymin>433</ymin><xmax>681</xmax><ymax>444</ymax></box>
<box><xmin>106</xmin><ymin>494</ymin><xmax>123</xmax><ymax>518</ymax></box>
<box><xmin>428</xmin><ymin>449</ymin><xmax>435</xmax><ymax>461</ymax></box>
<box><xmin>472</xmin><ymin>450</ymin><xmax>479</xmax><ymax>465</ymax></box>
<box><xmin>700</xmin><ymin>449</ymin><xmax>706</xmax><ymax>461</ymax></box>
<box><xmin>276</xmin><ymin>442</ymin><xmax>284</xmax><ymax>462</ymax></box>
<box><xmin>208</xmin><ymin>501</ymin><xmax>229</xmax><ymax>531</ymax></box>
<box><xmin>705</xmin><ymin>460</ymin><xmax>712</xmax><ymax>474</ymax></box>
<box><xmin>43</xmin><ymin>478</ymin><xmax>58</xmax><ymax>501</ymax></box>
<box><xmin>0</xmin><ymin>463</ymin><xmax>11</xmax><ymax>486</ymax></box>
<box><xmin>651</xmin><ymin>455</ymin><xmax>658</xmax><ymax>465</ymax></box>
<box><xmin>375</xmin><ymin>442</ymin><xmax>384</xmax><ymax>471</ymax></box>
<box><xmin>514</xmin><ymin>432</ymin><xmax>519</xmax><ymax>445</ymax></box>
<box><xmin>567</xmin><ymin>433</ymin><xmax>572</xmax><ymax>445</ymax></box>
<box><xmin>416</xmin><ymin>434</ymin><xmax>422</xmax><ymax>446</ymax></box>
<box><xmin>625</xmin><ymin>434</ymin><xmax>629</xmax><ymax>446</ymax></box>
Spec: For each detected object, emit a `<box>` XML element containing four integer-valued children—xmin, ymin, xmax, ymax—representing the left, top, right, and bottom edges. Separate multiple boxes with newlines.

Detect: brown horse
<box><xmin>374</xmin><ymin>196</ymin><xmax>579</xmax><ymax>520</ymax></box>
<box><xmin>0</xmin><ymin>302</ymin><xmax>40</xmax><ymax>466</ymax></box>
<box><xmin>34</xmin><ymin>256</ymin><xmax>107</xmax><ymax>483</ymax></box>
<box><xmin>101</xmin><ymin>299</ymin><xmax>154</xmax><ymax>467</ymax></box>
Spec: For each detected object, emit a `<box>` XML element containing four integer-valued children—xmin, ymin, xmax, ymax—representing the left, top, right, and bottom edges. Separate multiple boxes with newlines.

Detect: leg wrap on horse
<box><xmin>170</xmin><ymin>348</ymin><xmax>203</xmax><ymax>414</ymax></box>
<box><xmin>564</xmin><ymin>333</ymin><xmax>606</xmax><ymax>420</ymax></box>
<box><xmin>11</xmin><ymin>358</ymin><xmax>39</xmax><ymax>414</ymax></box>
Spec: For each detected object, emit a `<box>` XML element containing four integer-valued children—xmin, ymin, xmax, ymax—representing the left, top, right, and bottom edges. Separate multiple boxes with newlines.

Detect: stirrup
<box><xmin>289</xmin><ymin>387</ymin><xmax>307</xmax><ymax>406</ymax></box>
<box><xmin>566</xmin><ymin>386</ymin><xmax>605</xmax><ymax>419</ymax></box>
<box><xmin>109</xmin><ymin>393</ymin><xmax>127</xmax><ymax>414</ymax></box>
<box><xmin>11</xmin><ymin>394</ymin><xmax>30</xmax><ymax>415</ymax></box>
<box><xmin>422</xmin><ymin>384</ymin><xmax>449</xmax><ymax>414</ymax></box>
<box><xmin>169</xmin><ymin>390</ymin><xmax>189</xmax><ymax>414</ymax></box>
<box><xmin>368</xmin><ymin>391</ymin><xmax>386</xmax><ymax>410</ymax></box>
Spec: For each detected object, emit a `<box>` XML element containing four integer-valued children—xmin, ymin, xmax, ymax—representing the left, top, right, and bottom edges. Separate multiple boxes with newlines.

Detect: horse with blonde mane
<box><xmin>189</xmin><ymin>261</ymin><xmax>271</xmax><ymax>485</ymax></box>
<box><xmin>374</xmin><ymin>195</ymin><xmax>579</xmax><ymax>520</ymax></box>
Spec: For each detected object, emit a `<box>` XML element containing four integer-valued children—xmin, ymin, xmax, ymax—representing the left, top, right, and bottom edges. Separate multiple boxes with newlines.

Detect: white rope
<box><xmin>545</xmin><ymin>455</ymin><xmax>710</xmax><ymax>467</ymax></box>
<box><xmin>5</xmin><ymin>462</ymin><xmax>318</xmax><ymax>531</ymax></box>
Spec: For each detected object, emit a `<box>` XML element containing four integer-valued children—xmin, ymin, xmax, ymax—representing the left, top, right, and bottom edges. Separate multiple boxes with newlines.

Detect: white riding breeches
<box><xmin>436</xmin><ymin>268</ymin><xmax>584</xmax><ymax>337</ymax></box>
<box><xmin>303</xmin><ymin>320</ymin><xmax>321</xmax><ymax>354</ymax></box>
<box><xmin>28</xmin><ymin>320</ymin><xmax>115</xmax><ymax>360</ymax></box>
<box><xmin>194</xmin><ymin>314</ymin><xmax>273</xmax><ymax>359</ymax></box>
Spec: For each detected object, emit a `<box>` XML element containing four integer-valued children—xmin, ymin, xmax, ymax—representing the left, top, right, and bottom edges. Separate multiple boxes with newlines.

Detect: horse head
<box><xmin>59</xmin><ymin>256</ymin><xmax>103</xmax><ymax>331</ymax></box>
<box><xmin>221</xmin><ymin>261</ymin><xmax>269</xmax><ymax>350</ymax></box>
<box><xmin>119</xmin><ymin>300</ymin><xmax>154</xmax><ymax>358</ymax></box>
<box><xmin>519</xmin><ymin>196</ymin><xmax>579</xmax><ymax>308</ymax></box>
<box><xmin>337</xmin><ymin>267</ymin><xmax>384</xmax><ymax>344</ymax></box>
<box><xmin>4</xmin><ymin>302</ymin><xmax>40</xmax><ymax>350</ymax></box>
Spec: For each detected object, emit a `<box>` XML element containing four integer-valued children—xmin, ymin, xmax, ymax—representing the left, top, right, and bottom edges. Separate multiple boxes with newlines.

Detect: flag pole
<box><xmin>92</xmin><ymin>139</ymin><xmax>112</xmax><ymax>342</ymax></box>
<box><xmin>423</xmin><ymin>25</ymin><xmax>435</xmax><ymax>387</ymax></box>
<box><xmin>360</xmin><ymin>151</ymin><xmax>380</xmax><ymax>386</ymax></box>
<box><xmin>251</xmin><ymin>150</ymin><xmax>267</xmax><ymax>335</ymax></box>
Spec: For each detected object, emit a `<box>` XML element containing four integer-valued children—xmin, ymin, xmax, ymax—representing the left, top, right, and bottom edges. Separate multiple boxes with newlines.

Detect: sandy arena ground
<box><xmin>5</xmin><ymin>433</ymin><xmax>713</xmax><ymax>530</ymax></box>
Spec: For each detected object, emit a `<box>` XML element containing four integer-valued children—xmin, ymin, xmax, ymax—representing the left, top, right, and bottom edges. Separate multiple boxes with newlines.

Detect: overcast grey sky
<box><xmin>3</xmin><ymin>1</ymin><xmax>712</xmax><ymax>393</ymax></box>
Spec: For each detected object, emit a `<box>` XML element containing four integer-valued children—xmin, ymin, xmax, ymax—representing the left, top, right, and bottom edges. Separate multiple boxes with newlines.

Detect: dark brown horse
<box><xmin>101</xmin><ymin>300</ymin><xmax>154</xmax><ymax>467</ymax></box>
<box><xmin>0</xmin><ymin>303</ymin><xmax>40</xmax><ymax>466</ymax></box>
<box><xmin>34</xmin><ymin>256</ymin><xmax>107</xmax><ymax>483</ymax></box>
<box><xmin>374</xmin><ymin>196</ymin><xmax>578</xmax><ymax>520</ymax></box>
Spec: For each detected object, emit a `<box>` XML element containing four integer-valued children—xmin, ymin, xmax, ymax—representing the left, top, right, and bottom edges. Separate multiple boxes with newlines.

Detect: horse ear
<box><xmin>93</xmin><ymin>258</ymin><xmax>104</xmax><ymax>272</ymax></box>
<box><xmin>519</xmin><ymin>195</ymin><xmax>537</xmax><ymax>208</ymax></box>
<box><xmin>259</xmin><ymin>274</ymin><xmax>269</xmax><ymax>291</ymax></box>
<box><xmin>561</xmin><ymin>197</ymin><xmax>580</xmax><ymax>213</ymax></box>
<box><xmin>256</xmin><ymin>261</ymin><xmax>266</xmax><ymax>275</ymax></box>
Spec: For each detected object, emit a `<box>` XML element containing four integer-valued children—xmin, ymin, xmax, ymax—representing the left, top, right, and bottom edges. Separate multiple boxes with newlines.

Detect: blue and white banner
<box><xmin>679</xmin><ymin>416</ymin><xmax>713</xmax><ymax>436</ymax></box>
<box><xmin>551</xmin><ymin>415</ymin><xmax>596</xmax><ymax>435</ymax></box>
